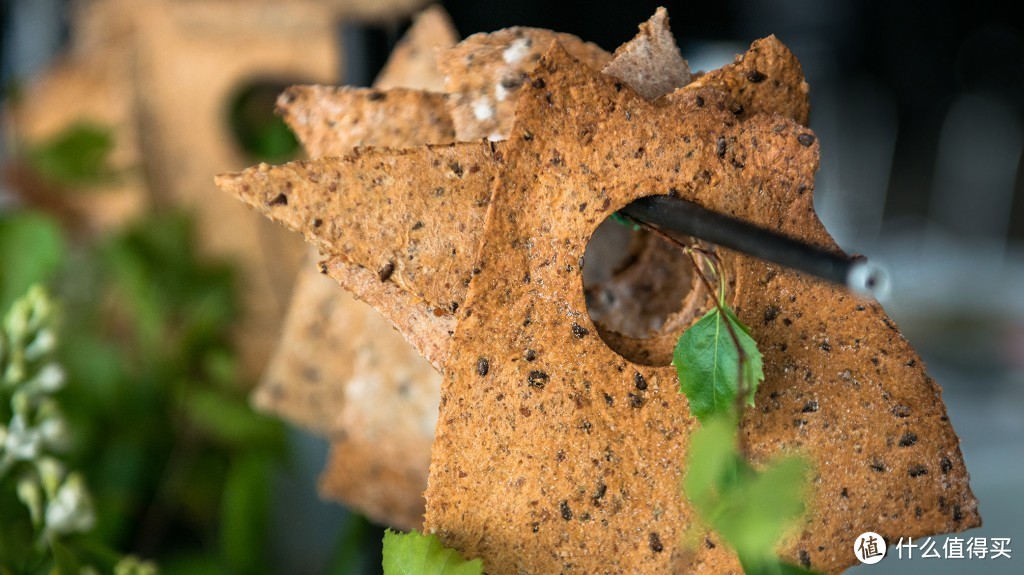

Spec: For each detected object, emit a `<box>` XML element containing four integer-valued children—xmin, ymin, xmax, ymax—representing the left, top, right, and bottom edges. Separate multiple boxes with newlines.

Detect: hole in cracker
<box><xmin>226</xmin><ymin>79</ymin><xmax>302</xmax><ymax>163</ymax></box>
<box><xmin>582</xmin><ymin>208</ymin><xmax>709</xmax><ymax>366</ymax></box>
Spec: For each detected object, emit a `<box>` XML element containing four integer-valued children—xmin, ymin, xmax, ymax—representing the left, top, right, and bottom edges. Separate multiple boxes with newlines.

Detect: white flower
<box><xmin>24</xmin><ymin>329</ymin><xmax>56</xmax><ymax>361</ymax></box>
<box><xmin>16</xmin><ymin>475</ymin><xmax>43</xmax><ymax>526</ymax></box>
<box><xmin>44</xmin><ymin>472</ymin><xmax>95</xmax><ymax>535</ymax></box>
<box><xmin>2</xmin><ymin>414</ymin><xmax>42</xmax><ymax>461</ymax></box>
<box><xmin>36</xmin><ymin>456</ymin><xmax>65</xmax><ymax>496</ymax></box>
<box><xmin>38</xmin><ymin>417</ymin><xmax>68</xmax><ymax>450</ymax></box>
<box><xmin>33</xmin><ymin>363</ymin><xmax>66</xmax><ymax>394</ymax></box>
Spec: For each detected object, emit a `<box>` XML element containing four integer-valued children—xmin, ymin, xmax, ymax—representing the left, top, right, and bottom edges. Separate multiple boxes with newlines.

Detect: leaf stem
<box><xmin>620</xmin><ymin>213</ymin><xmax>753</xmax><ymax>439</ymax></box>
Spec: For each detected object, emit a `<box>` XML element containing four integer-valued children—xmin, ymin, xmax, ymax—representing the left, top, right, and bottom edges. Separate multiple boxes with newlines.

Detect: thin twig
<box><xmin>620</xmin><ymin>213</ymin><xmax>752</xmax><ymax>432</ymax></box>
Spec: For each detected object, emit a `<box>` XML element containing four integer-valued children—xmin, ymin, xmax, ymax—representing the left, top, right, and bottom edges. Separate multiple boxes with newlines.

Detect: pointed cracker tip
<box><xmin>213</xmin><ymin>171</ymin><xmax>242</xmax><ymax>190</ymax></box>
<box><xmin>603</xmin><ymin>4</ymin><xmax>690</xmax><ymax>100</ymax></box>
<box><xmin>214</xmin><ymin>167</ymin><xmax>267</xmax><ymax>207</ymax></box>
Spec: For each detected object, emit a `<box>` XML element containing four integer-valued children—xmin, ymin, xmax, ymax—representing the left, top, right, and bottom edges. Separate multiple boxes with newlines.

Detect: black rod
<box><xmin>620</xmin><ymin>195</ymin><xmax>887</xmax><ymax>297</ymax></box>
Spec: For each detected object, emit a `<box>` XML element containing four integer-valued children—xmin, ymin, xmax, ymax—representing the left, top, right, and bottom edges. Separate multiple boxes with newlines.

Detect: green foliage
<box><xmin>382</xmin><ymin>530</ymin><xmax>483</xmax><ymax>575</ymax></box>
<box><xmin>23</xmin><ymin>123</ymin><xmax>117</xmax><ymax>187</ymax></box>
<box><xmin>0</xmin><ymin>208</ymin><xmax>287</xmax><ymax>573</ymax></box>
<box><xmin>228</xmin><ymin>83</ymin><xmax>300</xmax><ymax>163</ymax></box>
<box><xmin>672</xmin><ymin>257</ymin><xmax>819</xmax><ymax>575</ymax></box>
<box><xmin>0</xmin><ymin>213</ymin><xmax>65</xmax><ymax>311</ymax></box>
<box><xmin>328</xmin><ymin>514</ymin><xmax>374</xmax><ymax>575</ymax></box>
<box><xmin>684</xmin><ymin>417</ymin><xmax>813</xmax><ymax>574</ymax></box>
<box><xmin>0</xmin><ymin>286</ymin><xmax>102</xmax><ymax>572</ymax></box>
<box><xmin>674</xmin><ymin>303</ymin><xmax>763</xmax><ymax>422</ymax></box>
<box><xmin>220</xmin><ymin>454</ymin><xmax>274</xmax><ymax>573</ymax></box>
<box><xmin>59</xmin><ymin>212</ymin><xmax>285</xmax><ymax>571</ymax></box>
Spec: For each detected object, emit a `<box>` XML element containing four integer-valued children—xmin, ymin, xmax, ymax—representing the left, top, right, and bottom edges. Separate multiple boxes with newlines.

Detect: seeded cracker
<box><xmin>219</xmin><ymin>14</ymin><xmax>979</xmax><ymax>572</ymax></box>
<box><xmin>680</xmin><ymin>35</ymin><xmax>811</xmax><ymax>125</ymax></box>
<box><xmin>257</xmin><ymin>7</ymin><xmax>457</xmax><ymax>528</ymax></box>
<box><xmin>602</xmin><ymin>7</ymin><xmax>691</xmax><ymax>101</ymax></box>
<box><xmin>438</xmin><ymin>27</ymin><xmax>610</xmax><ymax>141</ymax></box>
<box><xmin>375</xmin><ymin>4</ymin><xmax>457</xmax><ymax>92</ymax></box>
<box><xmin>422</xmin><ymin>45</ymin><xmax>978</xmax><ymax>574</ymax></box>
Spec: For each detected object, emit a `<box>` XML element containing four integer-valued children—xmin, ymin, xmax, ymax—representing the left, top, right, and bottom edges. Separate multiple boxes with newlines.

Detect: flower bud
<box><xmin>44</xmin><ymin>472</ymin><xmax>96</xmax><ymax>535</ymax></box>
<box><xmin>16</xmin><ymin>474</ymin><xmax>43</xmax><ymax>526</ymax></box>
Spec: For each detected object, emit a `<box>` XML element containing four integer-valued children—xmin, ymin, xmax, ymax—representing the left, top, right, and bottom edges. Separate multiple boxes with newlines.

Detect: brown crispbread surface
<box><xmin>602</xmin><ymin>7</ymin><xmax>691</xmax><ymax>101</ymax></box>
<box><xmin>374</xmin><ymin>4</ymin><xmax>458</xmax><ymax>92</ymax></box>
<box><xmin>422</xmin><ymin>45</ymin><xmax>977</xmax><ymax>574</ymax></box>
<box><xmin>218</xmin><ymin>13</ymin><xmax>979</xmax><ymax>572</ymax></box>
<box><xmin>276</xmin><ymin>86</ymin><xmax>455</xmax><ymax>158</ymax></box>
<box><xmin>679</xmin><ymin>35</ymin><xmax>811</xmax><ymax>125</ymax></box>
<box><xmin>438</xmin><ymin>27</ymin><xmax>611</xmax><ymax>141</ymax></box>
<box><xmin>215</xmin><ymin>142</ymin><xmax>499</xmax><ymax>315</ymax></box>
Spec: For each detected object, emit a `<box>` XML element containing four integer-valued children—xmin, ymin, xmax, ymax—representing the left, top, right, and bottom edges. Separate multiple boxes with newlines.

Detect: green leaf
<box><xmin>182</xmin><ymin>388</ymin><xmax>285</xmax><ymax>453</ymax></box>
<box><xmin>714</xmin><ymin>455</ymin><xmax>810</xmax><ymax>565</ymax></box>
<box><xmin>674</xmin><ymin>304</ymin><xmax>764</xmax><ymax>422</ymax></box>
<box><xmin>382</xmin><ymin>529</ymin><xmax>483</xmax><ymax>575</ymax></box>
<box><xmin>684</xmin><ymin>416</ymin><xmax>812</xmax><ymax>574</ymax></box>
<box><xmin>683</xmin><ymin>415</ymin><xmax>741</xmax><ymax>519</ymax></box>
<box><xmin>0</xmin><ymin>213</ymin><xmax>65</xmax><ymax>311</ymax></box>
<box><xmin>739</xmin><ymin>557</ymin><xmax>819</xmax><ymax>575</ymax></box>
<box><xmin>221</xmin><ymin>454</ymin><xmax>272</xmax><ymax>574</ymax></box>
<box><xmin>23</xmin><ymin>123</ymin><xmax>116</xmax><ymax>187</ymax></box>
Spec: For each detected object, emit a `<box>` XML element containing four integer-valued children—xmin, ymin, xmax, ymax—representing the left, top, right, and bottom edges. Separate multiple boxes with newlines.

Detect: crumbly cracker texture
<box><xmin>218</xmin><ymin>10</ymin><xmax>979</xmax><ymax>572</ymax></box>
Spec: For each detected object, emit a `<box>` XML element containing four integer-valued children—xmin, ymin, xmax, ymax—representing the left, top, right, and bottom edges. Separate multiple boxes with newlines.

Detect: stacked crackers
<box><xmin>218</xmin><ymin>8</ymin><xmax>979</xmax><ymax>573</ymax></box>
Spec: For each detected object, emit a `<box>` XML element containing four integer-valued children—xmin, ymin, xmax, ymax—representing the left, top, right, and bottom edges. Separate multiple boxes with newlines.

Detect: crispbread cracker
<box><xmin>259</xmin><ymin>5</ymin><xmax>458</xmax><ymax>528</ymax></box>
<box><xmin>375</xmin><ymin>4</ymin><xmax>458</xmax><ymax>92</ymax></box>
<box><xmin>602</xmin><ymin>7</ymin><xmax>691</xmax><ymax>101</ymax></box>
<box><xmin>422</xmin><ymin>44</ymin><xmax>977</xmax><ymax>574</ymax></box>
<box><xmin>438</xmin><ymin>27</ymin><xmax>611</xmax><ymax>141</ymax></box>
<box><xmin>679</xmin><ymin>35</ymin><xmax>810</xmax><ymax>125</ymax></box>
<box><xmin>219</xmin><ymin>34</ymin><xmax>811</xmax><ymax>367</ymax></box>
<box><xmin>216</xmin><ymin>142</ymin><xmax>499</xmax><ymax>320</ymax></box>
<box><xmin>276</xmin><ymin>86</ymin><xmax>455</xmax><ymax>158</ymax></box>
<box><xmin>220</xmin><ymin>14</ymin><xmax>979</xmax><ymax>571</ymax></box>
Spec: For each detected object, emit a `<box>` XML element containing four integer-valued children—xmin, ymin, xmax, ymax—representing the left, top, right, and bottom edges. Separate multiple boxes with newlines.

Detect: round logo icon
<box><xmin>854</xmin><ymin>531</ymin><xmax>887</xmax><ymax>565</ymax></box>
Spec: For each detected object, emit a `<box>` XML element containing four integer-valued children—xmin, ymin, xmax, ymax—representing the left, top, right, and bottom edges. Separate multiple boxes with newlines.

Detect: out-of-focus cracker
<box><xmin>438</xmin><ymin>27</ymin><xmax>610</xmax><ymax>141</ymax></box>
<box><xmin>277</xmin><ymin>86</ymin><xmax>455</xmax><ymax>158</ymax></box>
<box><xmin>375</xmin><ymin>5</ymin><xmax>458</xmax><ymax>92</ymax></box>
<box><xmin>602</xmin><ymin>7</ymin><xmax>691</xmax><ymax>101</ymax></box>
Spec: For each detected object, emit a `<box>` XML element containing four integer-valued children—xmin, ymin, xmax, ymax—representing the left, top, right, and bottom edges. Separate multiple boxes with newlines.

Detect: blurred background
<box><xmin>1</xmin><ymin>0</ymin><xmax>1021</xmax><ymax>573</ymax></box>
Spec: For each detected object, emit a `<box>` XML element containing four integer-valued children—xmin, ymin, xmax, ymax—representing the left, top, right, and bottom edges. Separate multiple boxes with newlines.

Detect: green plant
<box><xmin>382</xmin><ymin>530</ymin><xmax>482</xmax><ymax>575</ymax></box>
<box><xmin>0</xmin><ymin>209</ymin><xmax>287</xmax><ymax>574</ymax></box>
<box><xmin>0</xmin><ymin>285</ymin><xmax>158</xmax><ymax>574</ymax></box>
<box><xmin>22</xmin><ymin>123</ymin><xmax>117</xmax><ymax>188</ymax></box>
<box><xmin>652</xmin><ymin>224</ymin><xmax>816</xmax><ymax>575</ymax></box>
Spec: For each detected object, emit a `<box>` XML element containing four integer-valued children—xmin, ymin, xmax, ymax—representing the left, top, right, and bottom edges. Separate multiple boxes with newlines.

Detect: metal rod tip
<box><xmin>846</xmin><ymin>259</ymin><xmax>890</xmax><ymax>300</ymax></box>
